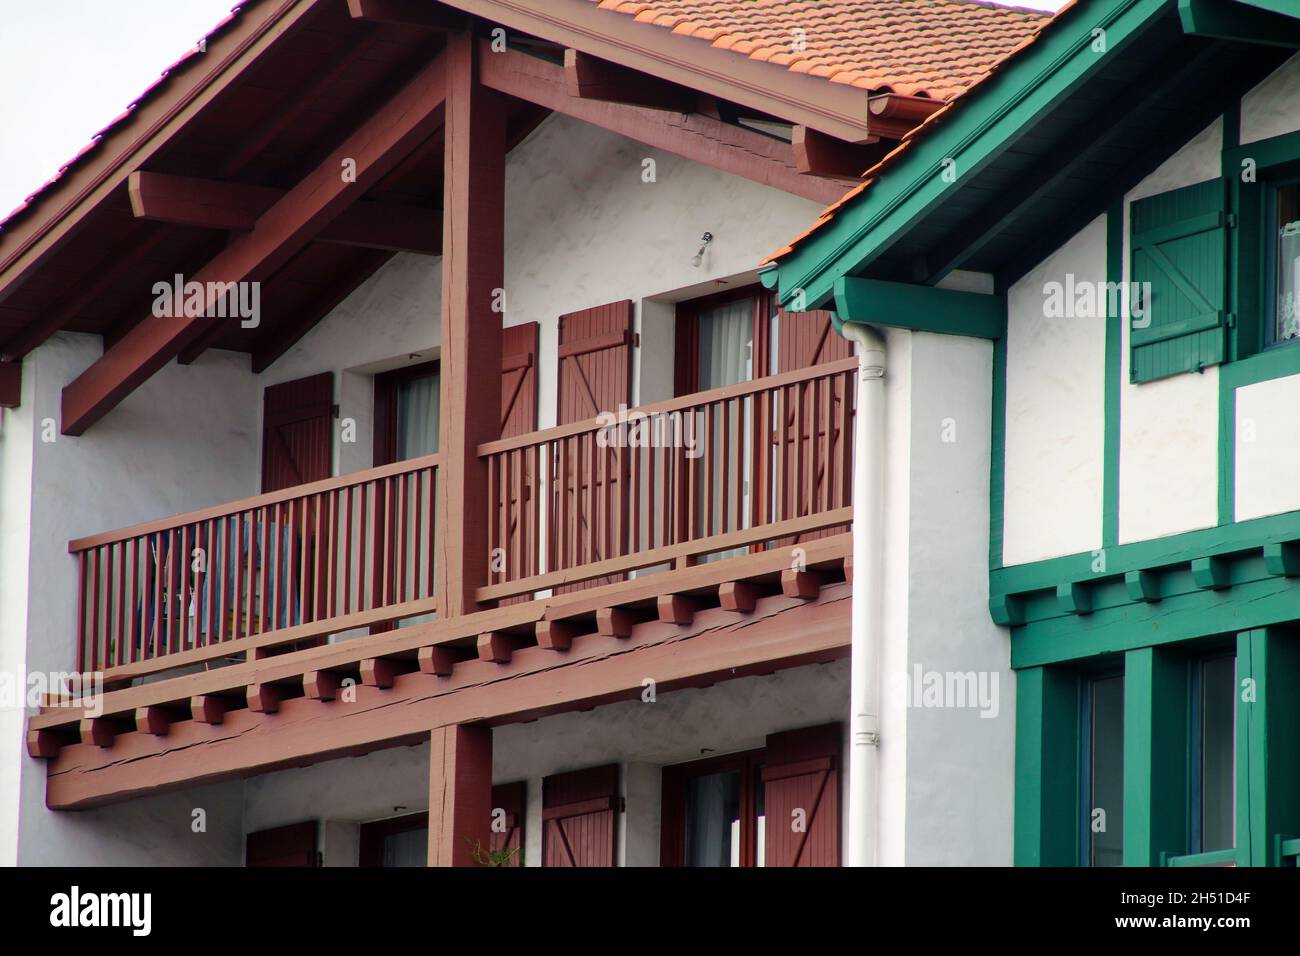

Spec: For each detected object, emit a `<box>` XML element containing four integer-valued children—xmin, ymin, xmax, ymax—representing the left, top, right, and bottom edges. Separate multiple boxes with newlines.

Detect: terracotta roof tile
<box><xmin>765</xmin><ymin>0</ymin><xmax>1080</xmax><ymax>266</ymax></box>
<box><xmin>589</xmin><ymin>0</ymin><xmax>1051</xmax><ymax>100</ymax></box>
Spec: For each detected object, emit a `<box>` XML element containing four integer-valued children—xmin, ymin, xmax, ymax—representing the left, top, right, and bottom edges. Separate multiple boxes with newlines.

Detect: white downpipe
<box><xmin>840</xmin><ymin>322</ymin><xmax>886</xmax><ymax>867</ymax></box>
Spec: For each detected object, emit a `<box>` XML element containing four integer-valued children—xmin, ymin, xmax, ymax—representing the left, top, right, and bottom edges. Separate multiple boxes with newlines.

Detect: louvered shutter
<box><xmin>490</xmin><ymin>781</ymin><xmax>526</xmax><ymax>866</ymax></box>
<box><xmin>246</xmin><ymin>821</ymin><xmax>318</xmax><ymax>867</ymax></box>
<box><xmin>542</xmin><ymin>764</ymin><xmax>619</xmax><ymax>867</ymax></box>
<box><xmin>554</xmin><ymin>301</ymin><xmax>634</xmax><ymax>592</ymax></box>
<box><xmin>775</xmin><ymin>310</ymin><xmax>853</xmax><ymax>546</ymax></box>
<box><xmin>262</xmin><ymin>372</ymin><xmax>334</xmax><ymax>493</ymax></box>
<box><xmin>1129</xmin><ymin>179</ymin><xmax>1230</xmax><ymax>383</ymax></box>
<box><xmin>763</xmin><ymin>723</ymin><xmax>841</xmax><ymax>867</ymax></box>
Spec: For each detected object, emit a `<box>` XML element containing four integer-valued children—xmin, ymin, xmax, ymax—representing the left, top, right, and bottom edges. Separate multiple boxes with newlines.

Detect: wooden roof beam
<box><xmin>478</xmin><ymin>43</ymin><xmax>848</xmax><ymax>206</ymax></box>
<box><xmin>59</xmin><ymin>50</ymin><xmax>449</xmax><ymax>436</ymax></box>
<box><xmin>128</xmin><ymin>172</ymin><xmax>440</xmax><ymax>255</ymax></box>
<box><xmin>563</xmin><ymin>49</ymin><xmax>695</xmax><ymax>112</ymax></box>
<box><xmin>347</xmin><ymin>0</ymin><xmax>468</xmax><ymax>31</ymax></box>
<box><xmin>792</xmin><ymin>126</ymin><xmax>888</xmax><ymax>181</ymax></box>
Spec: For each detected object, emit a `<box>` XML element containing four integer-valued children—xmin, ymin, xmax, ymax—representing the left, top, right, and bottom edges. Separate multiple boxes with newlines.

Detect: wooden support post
<box><xmin>1122</xmin><ymin>646</ymin><xmax>1189</xmax><ymax>865</ymax></box>
<box><xmin>436</xmin><ymin>31</ymin><xmax>506</xmax><ymax>619</ymax></box>
<box><xmin>596</xmin><ymin>606</ymin><xmax>635</xmax><ymax>638</ymax></box>
<box><xmin>428</xmin><ymin>723</ymin><xmax>493</xmax><ymax>867</ymax></box>
<box><xmin>719</xmin><ymin>580</ymin><xmax>759</xmax><ymax>613</ymax></box>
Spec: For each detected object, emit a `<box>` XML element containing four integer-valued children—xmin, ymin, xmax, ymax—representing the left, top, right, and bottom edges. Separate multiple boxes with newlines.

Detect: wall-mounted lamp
<box><xmin>691</xmin><ymin>231</ymin><xmax>714</xmax><ymax>268</ymax></box>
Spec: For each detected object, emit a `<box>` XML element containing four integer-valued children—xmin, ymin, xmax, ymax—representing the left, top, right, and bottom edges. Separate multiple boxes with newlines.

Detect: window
<box><xmin>373</xmin><ymin>360</ymin><xmax>439</xmax><ymax>466</ymax></box>
<box><xmin>1272</xmin><ymin>182</ymin><xmax>1300</xmax><ymax>344</ymax></box>
<box><xmin>358</xmin><ymin>812</ymin><xmax>428</xmax><ymax>867</ymax></box>
<box><xmin>662</xmin><ymin>750</ymin><xmax>765</xmax><ymax>867</ymax></box>
<box><xmin>674</xmin><ymin>286</ymin><xmax>774</xmax><ymax>396</ymax></box>
<box><xmin>1192</xmin><ymin>652</ymin><xmax>1236</xmax><ymax>854</ymax></box>
<box><xmin>1081</xmin><ymin>673</ymin><xmax>1124</xmax><ymax>867</ymax></box>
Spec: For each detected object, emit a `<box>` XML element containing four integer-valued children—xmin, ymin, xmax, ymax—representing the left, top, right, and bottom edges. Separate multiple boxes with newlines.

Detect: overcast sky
<box><xmin>0</xmin><ymin>0</ymin><xmax>1073</xmax><ymax>219</ymax></box>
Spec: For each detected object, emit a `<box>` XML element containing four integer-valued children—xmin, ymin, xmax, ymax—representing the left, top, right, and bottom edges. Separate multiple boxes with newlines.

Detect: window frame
<box><xmin>358</xmin><ymin>810</ymin><xmax>428</xmax><ymax>867</ymax></box>
<box><xmin>1077</xmin><ymin>662</ymin><xmax>1125</xmax><ymax>868</ymax></box>
<box><xmin>1264</xmin><ymin>173</ymin><xmax>1300</xmax><ymax>350</ymax></box>
<box><xmin>372</xmin><ymin>359</ymin><xmax>439</xmax><ymax>467</ymax></box>
<box><xmin>660</xmin><ymin>747</ymin><xmax>765</xmax><ymax>867</ymax></box>
<box><xmin>1188</xmin><ymin>647</ymin><xmax>1238</xmax><ymax>856</ymax></box>
<box><xmin>673</xmin><ymin>284</ymin><xmax>774</xmax><ymax>397</ymax></box>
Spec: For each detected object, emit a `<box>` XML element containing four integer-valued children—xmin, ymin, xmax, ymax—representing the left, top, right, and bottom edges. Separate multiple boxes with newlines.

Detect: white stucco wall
<box><xmin>1235</xmin><ymin>372</ymin><xmax>1300</xmax><ymax>521</ymax></box>
<box><xmin>1242</xmin><ymin>52</ymin><xmax>1300</xmax><ymax>146</ymax></box>
<box><xmin>1002</xmin><ymin>216</ymin><xmax>1107</xmax><ymax>565</ymax></box>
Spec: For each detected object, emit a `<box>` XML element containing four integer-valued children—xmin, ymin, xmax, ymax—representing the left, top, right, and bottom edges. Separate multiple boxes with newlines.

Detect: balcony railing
<box><xmin>478</xmin><ymin>357</ymin><xmax>857</xmax><ymax>602</ymax></box>
<box><xmin>70</xmin><ymin>454</ymin><xmax>440</xmax><ymax>677</ymax></box>
<box><xmin>66</xmin><ymin>357</ymin><xmax>857</xmax><ymax>684</ymax></box>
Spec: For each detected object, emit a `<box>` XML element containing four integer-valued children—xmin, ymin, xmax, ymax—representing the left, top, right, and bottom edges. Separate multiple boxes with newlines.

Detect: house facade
<box><xmin>766</xmin><ymin>0</ymin><xmax>1300</xmax><ymax>867</ymax></box>
<box><xmin>0</xmin><ymin>0</ymin><xmax>1048</xmax><ymax>866</ymax></box>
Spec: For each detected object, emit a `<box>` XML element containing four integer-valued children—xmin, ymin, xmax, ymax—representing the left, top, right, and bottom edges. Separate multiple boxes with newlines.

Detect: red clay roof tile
<box><xmin>590</xmin><ymin>0</ymin><xmax>1051</xmax><ymax>100</ymax></box>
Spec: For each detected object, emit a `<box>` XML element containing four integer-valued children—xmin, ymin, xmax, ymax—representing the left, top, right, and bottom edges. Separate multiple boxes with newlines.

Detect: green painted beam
<box><xmin>1015</xmin><ymin>666</ymin><xmax>1080</xmax><ymax>866</ymax></box>
<box><xmin>1180</xmin><ymin>0</ymin><xmax>1300</xmax><ymax>48</ymax></box>
<box><xmin>769</xmin><ymin>0</ymin><xmax>1168</xmax><ymax>310</ymax></box>
<box><xmin>832</xmin><ymin>276</ymin><xmax>1004</xmax><ymax>339</ymax></box>
<box><xmin>1123</xmin><ymin>647</ymin><xmax>1190</xmax><ymax>865</ymax></box>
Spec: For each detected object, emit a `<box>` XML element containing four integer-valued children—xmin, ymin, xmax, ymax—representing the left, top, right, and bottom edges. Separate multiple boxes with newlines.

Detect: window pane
<box><xmin>396</xmin><ymin>372</ymin><xmax>439</xmax><ymax>460</ymax></box>
<box><xmin>1089</xmin><ymin>675</ymin><xmax>1124</xmax><ymax>867</ymax></box>
<box><xmin>684</xmin><ymin>770</ymin><xmax>742</xmax><ymax>867</ymax></box>
<box><xmin>1200</xmin><ymin>655</ymin><xmax>1236</xmax><ymax>853</ymax></box>
<box><xmin>1276</xmin><ymin>184</ymin><xmax>1300</xmax><ymax>342</ymax></box>
<box><xmin>382</xmin><ymin>826</ymin><xmax>428</xmax><ymax>867</ymax></box>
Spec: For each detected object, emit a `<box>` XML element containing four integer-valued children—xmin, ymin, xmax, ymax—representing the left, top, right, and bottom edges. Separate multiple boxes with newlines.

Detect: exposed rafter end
<box><xmin>793</xmin><ymin>126</ymin><xmax>883</xmax><ymax>181</ymax></box>
<box><xmin>564</xmin><ymin>49</ymin><xmax>695</xmax><ymax>112</ymax></box>
<box><xmin>346</xmin><ymin>0</ymin><xmax>467</xmax><ymax>31</ymax></box>
<box><xmin>1179</xmin><ymin>0</ymin><xmax>1300</xmax><ymax>48</ymax></box>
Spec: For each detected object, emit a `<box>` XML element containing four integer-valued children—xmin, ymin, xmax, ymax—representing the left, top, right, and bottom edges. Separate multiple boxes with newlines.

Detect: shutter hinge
<box><xmin>618</xmin><ymin>796</ymin><xmax>626</xmax><ymax>814</ymax></box>
<box><xmin>1226</xmin><ymin>313</ymin><xmax>1237</xmax><ymax>328</ymax></box>
<box><xmin>332</xmin><ymin>403</ymin><xmax>340</xmax><ymax>418</ymax></box>
<box><xmin>1226</xmin><ymin>213</ymin><xmax>1238</xmax><ymax>228</ymax></box>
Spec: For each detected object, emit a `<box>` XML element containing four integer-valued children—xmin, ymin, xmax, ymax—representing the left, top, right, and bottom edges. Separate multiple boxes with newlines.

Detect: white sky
<box><xmin>0</xmin><ymin>0</ymin><xmax>1073</xmax><ymax>220</ymax></box>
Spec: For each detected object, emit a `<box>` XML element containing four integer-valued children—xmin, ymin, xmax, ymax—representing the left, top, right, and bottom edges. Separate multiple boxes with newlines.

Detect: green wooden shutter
<box><xmin>1129</xmin><ymin>179</ymin><xmax>1230</xmax><ymax>383</ymax></box>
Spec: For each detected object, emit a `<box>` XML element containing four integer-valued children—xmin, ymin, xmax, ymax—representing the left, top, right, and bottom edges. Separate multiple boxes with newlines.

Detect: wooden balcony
<box><xmin>63</xmin><ymin>357</ymin><xmax>856</xmax><ymax>693</ymax></box>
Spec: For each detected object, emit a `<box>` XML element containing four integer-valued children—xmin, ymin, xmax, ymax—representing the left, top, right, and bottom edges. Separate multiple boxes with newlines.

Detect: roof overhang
<box><xmin>766</xmin><ymin>0</ymin><xmax>1300</xmax><ymax>318</ymax></box>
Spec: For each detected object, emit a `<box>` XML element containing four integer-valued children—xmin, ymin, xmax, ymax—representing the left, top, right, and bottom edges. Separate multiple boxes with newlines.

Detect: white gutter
<box><xmin>839</xmin><ymin>321</ymin><xmax>886</xmax><ymax>867</ymax></box>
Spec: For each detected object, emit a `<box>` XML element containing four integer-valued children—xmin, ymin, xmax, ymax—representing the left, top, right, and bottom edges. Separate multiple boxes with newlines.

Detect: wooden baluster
<box><xmin>76</xmin><ymin>552</ymin><xmax>88</xmax><ymax>672</ymax></box>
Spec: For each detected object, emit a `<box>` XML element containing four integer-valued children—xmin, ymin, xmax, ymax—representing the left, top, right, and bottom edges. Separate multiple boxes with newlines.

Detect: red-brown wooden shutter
<box><xmin>554</xmin><ymin>301</ymin><xmax>634</xmax><ymax>592</ymax></box>
<box><xmin>246</xmin><ymin>821</ymin><xmax>319</xmax><ymax>867</ymax></box>
<box><xmin>261</xmin><ymin>372</ymin><xmax>334</xmax><ymax>493</ymax></box>
<box><xmin>497</xmin><ymin>324</ymin><xmax>540</xmax><ymax>604</ymax></box>
<box><xmin>490</xmin><ymin>780</ymin><xmax>527</xmax><ymax>866</ymax></box>
<box><xmin>775</xmin><ymin>309</ymin><xmax>853</xmax><ymax>545</ymax></box>
<box><xmin>763</xmin><ymin>723</ymin><xmax>841</xmax><ymax>867</ymax></box>
<box><xmin>501</xmin><ymin>322</ymin><xmax>539</xmax><ymax>439</ymax></box>
<box><xmin>542</xmin><ymin>764</ymin><xmax>619</xmax><ymax>867</ymax></box>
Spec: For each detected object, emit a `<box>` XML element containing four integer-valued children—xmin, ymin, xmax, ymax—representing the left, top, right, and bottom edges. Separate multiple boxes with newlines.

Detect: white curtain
<box><xmin>396</xmin><ymin>372</ymin><xmax>439</xmax><ymax>460</ymax></box>
<box><xmin>1279</xmin><ymin>220</ymin><xmax>1300</xmax><ymax>341</ymax></box>
<box><xmin>697</xmin><ymin>301</ymin><xmax>754</xmax><ymax>549</ymax></box>
<box><xmin>697</xmin><ymin>300</ymin><xmax>753</xmax><ymax>390</ymax></box>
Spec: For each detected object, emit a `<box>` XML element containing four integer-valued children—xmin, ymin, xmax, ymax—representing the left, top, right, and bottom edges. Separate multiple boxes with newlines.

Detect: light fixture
<box><xmin>691</xmin><ymin>231</ymin><xmax>714</xmax><ymax>268</ymax></box>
